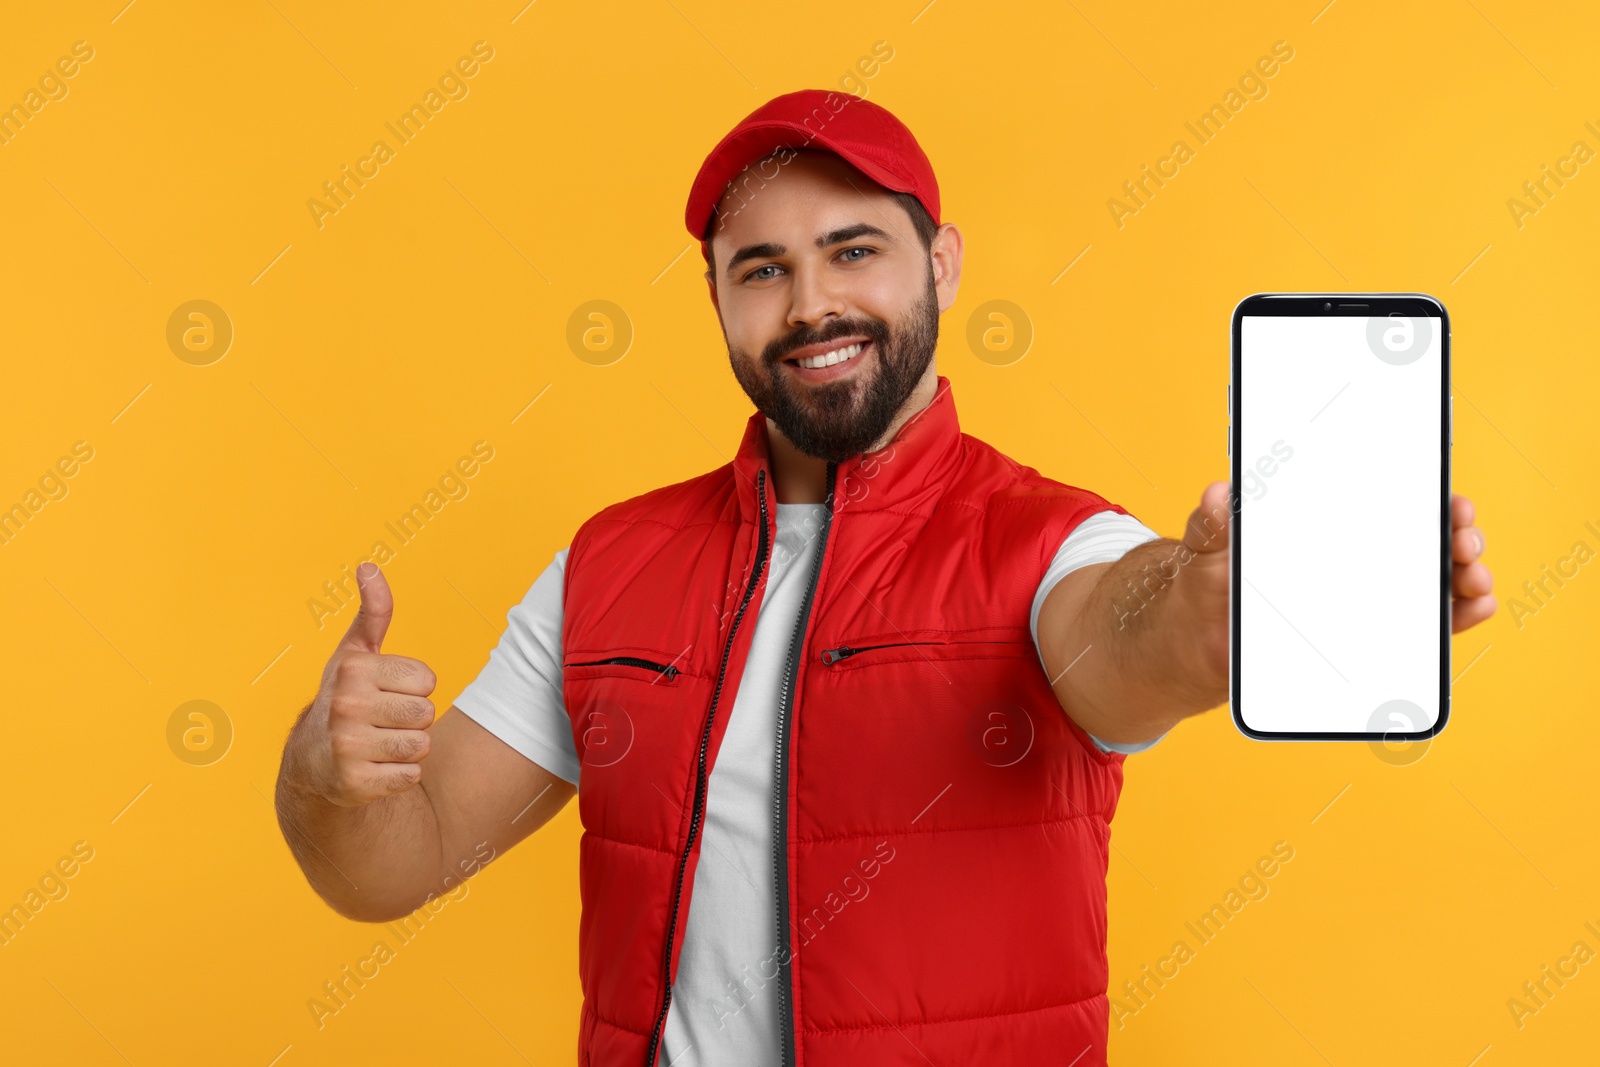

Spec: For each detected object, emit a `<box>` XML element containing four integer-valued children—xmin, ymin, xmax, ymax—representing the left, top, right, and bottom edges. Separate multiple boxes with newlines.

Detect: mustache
<box><xmin>764</xmin><ymin>319</ymin><xmax>888</xmax><ymax>363</ymax></box>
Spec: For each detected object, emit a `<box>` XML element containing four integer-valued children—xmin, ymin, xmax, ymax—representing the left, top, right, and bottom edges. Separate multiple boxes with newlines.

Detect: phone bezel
<box><xmin>1229</xmin><ymin>292</ymin><xmax>1452</xmax><ymax>742</ymax></box>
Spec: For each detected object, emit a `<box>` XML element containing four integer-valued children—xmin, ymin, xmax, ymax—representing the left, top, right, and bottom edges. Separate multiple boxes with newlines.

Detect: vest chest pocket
<box><xmin>561</xmin><ymin>649</ymin><xmax>692</xmax><ymax>772</ymax></box>
<box><xmin>805</xmin><ymin>628</ymin><xmax>1059</xmax><ymax>786</ymax></box>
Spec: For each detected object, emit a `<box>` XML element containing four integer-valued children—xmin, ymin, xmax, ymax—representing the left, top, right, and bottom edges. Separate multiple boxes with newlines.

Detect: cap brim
<box><xmin>689</xmin><ymin>118</ymin><xmax>917</xmax><ymax>255</ymax></box>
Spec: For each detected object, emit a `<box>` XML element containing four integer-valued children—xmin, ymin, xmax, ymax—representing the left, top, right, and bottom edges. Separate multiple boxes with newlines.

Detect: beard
<box><xmin>726</xmin><ymin>269</ymin><xmax>940</xmax><ymax>464</ymax></box>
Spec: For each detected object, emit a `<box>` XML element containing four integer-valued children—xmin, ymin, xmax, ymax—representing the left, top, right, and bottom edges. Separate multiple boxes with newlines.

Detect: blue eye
<box><xmin>840</xmin><ymin>247</ymin><xmax>873</xmax><ymax>262</ymax></box>
<box><xmin>745</xmin><ymin>264</ymin><xmax>781</xmax><ymax>282</ymax></box>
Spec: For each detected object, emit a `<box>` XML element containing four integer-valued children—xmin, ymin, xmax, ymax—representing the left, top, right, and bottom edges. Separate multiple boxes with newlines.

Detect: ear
<box><xmin>929</xmin><ymin>223</ymin><xmax>964</xmax><ymax>314</ymax></box>
<box><xmin>705</xmin><ymin>269</ymin><xmax>720</xmax><ymax>314</ymax></box>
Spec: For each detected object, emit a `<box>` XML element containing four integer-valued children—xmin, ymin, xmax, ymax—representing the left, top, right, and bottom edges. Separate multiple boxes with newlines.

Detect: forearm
<box><xmin>1052</xmin><ymin>537</ymin><xmax>1227</xmax><ymax>744</ymax></box>
<box><xmin>275</xmin><ymin>703</ymin><xmax>447</xmax><ymax>922</ymax></box>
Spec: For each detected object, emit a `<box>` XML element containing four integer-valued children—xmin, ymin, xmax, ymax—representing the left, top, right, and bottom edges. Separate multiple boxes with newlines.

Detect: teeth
<box><xmin>796</xmin><ymin>342</ymin><xmax>864</xmax><ymax>370</ymax></box>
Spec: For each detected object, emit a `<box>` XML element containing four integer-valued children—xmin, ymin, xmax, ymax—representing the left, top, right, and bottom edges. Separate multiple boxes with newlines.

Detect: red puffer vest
<box><xmin>561</xmin><ymin>377</ymin><xmax>1129</xmax><ymax>1066</ymax></box>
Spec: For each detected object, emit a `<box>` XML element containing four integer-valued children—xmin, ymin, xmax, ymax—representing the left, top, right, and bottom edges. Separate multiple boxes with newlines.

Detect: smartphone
<box><xmin>1229</xmin><ymin>293</ymin><xmax>1451</xmax><ymax>741</ymax></box>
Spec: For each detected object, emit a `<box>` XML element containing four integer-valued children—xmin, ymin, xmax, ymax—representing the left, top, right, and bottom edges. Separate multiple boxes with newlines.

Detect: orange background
<box><xmin>1</xmin><ymin>1</ymin><xmax>1595</xmax><ymax>1063</ymax></box>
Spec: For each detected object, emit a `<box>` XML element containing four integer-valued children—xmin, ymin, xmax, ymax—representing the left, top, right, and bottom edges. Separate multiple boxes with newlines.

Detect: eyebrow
<box><xmin>722</xmin><ymin>222</ymin><xmax>895</xmax><ymax>280</ymax></box>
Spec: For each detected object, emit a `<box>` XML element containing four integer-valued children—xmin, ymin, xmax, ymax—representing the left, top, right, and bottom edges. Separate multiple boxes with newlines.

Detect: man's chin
<box><xmin>768</xmin><ymin>408</ymin><xmax>888</xmax><ymax>464</ymax></box>
<box><xmin>779</xmin><ymin>380</ymin><xmax>863</xmax><ymax>421</ymax></box>
<box><xmin>779</xmin><ymin>375</ymin><xmax>869</xmax><ymax>416</ymax></box>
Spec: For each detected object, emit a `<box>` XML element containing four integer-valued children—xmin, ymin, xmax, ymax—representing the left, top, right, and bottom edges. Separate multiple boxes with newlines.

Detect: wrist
<box><xmin>277</xmin><ymin>706</ymin><xmax>337</xmax><ymax>808</ymax></box>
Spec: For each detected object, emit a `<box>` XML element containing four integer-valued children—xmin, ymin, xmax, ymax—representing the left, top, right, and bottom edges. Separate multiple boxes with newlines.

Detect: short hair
<box><xmin>704</xmin><ymin>188</ymin><xmax>939</xmax><ymax>280</ymax></box>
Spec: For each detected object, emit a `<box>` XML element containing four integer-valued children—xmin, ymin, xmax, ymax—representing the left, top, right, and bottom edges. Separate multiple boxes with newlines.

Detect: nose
<box><xmin>786</xmin><ymin>261</ymin><xmax>848</xmax><ymax>332</ymax></box>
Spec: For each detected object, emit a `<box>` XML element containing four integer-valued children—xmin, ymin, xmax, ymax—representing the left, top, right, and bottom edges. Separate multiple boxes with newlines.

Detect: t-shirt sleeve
<box><xmin>451</xmin><ymin>547</ymin><xmax>582</xmax><ymax>785</ymax></box>
<box><xmin>1029</xmin><ymin>509</ymin><xmax>1170</xmax><ymax>755</ymax></box>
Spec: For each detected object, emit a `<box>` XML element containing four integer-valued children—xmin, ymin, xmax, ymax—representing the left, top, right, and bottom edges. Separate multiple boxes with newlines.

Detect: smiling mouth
<box><xmin>784</xmin><ymin>341</ymin><xmax>868</xmax><ymax>370</ymax></box>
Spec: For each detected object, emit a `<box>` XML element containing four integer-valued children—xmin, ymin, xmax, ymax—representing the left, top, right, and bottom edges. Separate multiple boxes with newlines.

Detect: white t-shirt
<box><xmin>453</xmin><ymin>507</ymin><xmax>1163</xmax><ymax>1065</ymax></box>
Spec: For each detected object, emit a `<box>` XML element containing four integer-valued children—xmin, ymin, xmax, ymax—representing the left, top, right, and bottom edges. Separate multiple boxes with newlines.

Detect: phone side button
<box><xmin>1450</xmin><ymin>396</ymin><xmax>1453</xmax><ymax>447</ymax></box>
<box><xmin>1227</xmin><ymin>425</ymin><xmax>1231</xmax><ymax>456</ymax></box>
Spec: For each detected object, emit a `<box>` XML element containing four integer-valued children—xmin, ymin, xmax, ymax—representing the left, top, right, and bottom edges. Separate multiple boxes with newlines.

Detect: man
<box><xmin>274</xmin><ymin>89</ymin><xmax>1497</xmax><ymax>1065</ymax></box>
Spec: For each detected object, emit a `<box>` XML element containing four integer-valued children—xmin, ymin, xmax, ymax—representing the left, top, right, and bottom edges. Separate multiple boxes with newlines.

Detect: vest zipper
<box><xmin>643</xmin><ymin>468</ymin><xmax>770</xmax><ymax>1067</ymax></box>
<box><xmin>563</xmin><ymin>656</ymin><xmax>679</xmax><ymax>679</ymax></box>
<box><xmin>774</xmin><ymin>461</ymin><xmax>836</xmax><ymax>1067</ymax></box>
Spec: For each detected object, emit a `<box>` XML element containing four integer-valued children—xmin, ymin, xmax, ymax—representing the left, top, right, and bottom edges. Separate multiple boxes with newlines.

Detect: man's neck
<box><xmin>767</xmin><ymin>367</ymin><xmax>938</xmax><ymax>504</ymax></box>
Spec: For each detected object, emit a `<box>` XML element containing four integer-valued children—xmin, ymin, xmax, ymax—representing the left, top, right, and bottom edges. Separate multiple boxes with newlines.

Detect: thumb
<box><xmin>338</xmin><ymin>562</ymin><xmax>393</xmax><ymax>654</ymax></box>
<box><xmin>1182</xmin><ymin>480</ymin><xmax>1233</xmax><ymax>555</ymax></box>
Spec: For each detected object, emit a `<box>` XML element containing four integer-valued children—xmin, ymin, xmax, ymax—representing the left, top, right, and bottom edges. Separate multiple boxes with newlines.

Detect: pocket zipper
<box><xmin>820</xmin><ymin>638</ymin><xmax>1027</xmax><ymax>665</ymax></box>
<box><xmin>819</xmin><ymin>642</ymin><xmax>925</xmax><ymax>665</ymax></box>
<box><xmin>564</xmin><ymin>656</ymin><xmax>680</xmax><ymax>680</ymax></box>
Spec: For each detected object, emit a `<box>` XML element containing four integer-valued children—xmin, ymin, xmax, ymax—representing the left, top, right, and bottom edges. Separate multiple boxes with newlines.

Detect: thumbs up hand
<box><xmin>337</xmin><ymin>558</ymin><xmax>396</xmax><ymax>655</ymax></box>
<box><xmin>303</xmin><ymin>563</ymin><xmax>438</xmax><ymax>806</ymax></box>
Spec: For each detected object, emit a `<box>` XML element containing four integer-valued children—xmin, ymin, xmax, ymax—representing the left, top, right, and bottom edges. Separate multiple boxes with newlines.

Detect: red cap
<box><xmin>685</xmin><ymin>89</ymin><xmax>941</xmax><ymax>262</ymax></box>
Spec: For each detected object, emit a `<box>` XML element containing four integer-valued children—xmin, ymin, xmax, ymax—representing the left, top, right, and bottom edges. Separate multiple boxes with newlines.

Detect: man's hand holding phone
<box><xmin>1450</xmin><ymin>494</ymin><xmax>1496</xmax><ymax>633</ymax></box>
<box><xmin>1165</xmin><ymin>480</ymin><xmax>1496</xmax><ymax>731</ymax></box>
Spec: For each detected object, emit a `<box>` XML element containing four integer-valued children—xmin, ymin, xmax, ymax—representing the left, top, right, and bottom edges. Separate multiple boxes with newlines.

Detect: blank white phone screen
<box><xmin>1238</xmin><ymin>314</ymin><xmax>1444</xmax><ymax>735</ymax></box>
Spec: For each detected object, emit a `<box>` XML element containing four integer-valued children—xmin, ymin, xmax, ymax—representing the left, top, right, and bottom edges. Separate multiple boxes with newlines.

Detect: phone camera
<box><xmin>1323</xmin><ymin>302</ymin><xmax>1332</xmax><ymax>311</ymax></box>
